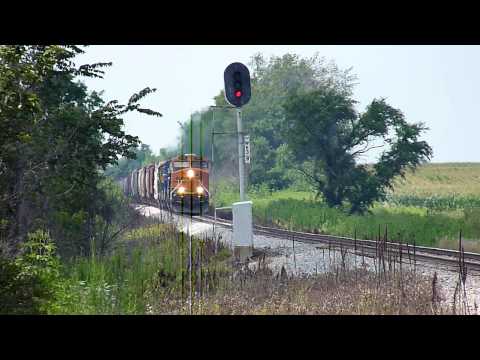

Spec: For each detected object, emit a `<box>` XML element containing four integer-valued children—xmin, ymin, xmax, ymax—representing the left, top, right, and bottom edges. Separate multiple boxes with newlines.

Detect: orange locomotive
<box><xmin>122</xmin><ymin>153</ymin><xmax>210</xmax><ymax>215</ymax></box>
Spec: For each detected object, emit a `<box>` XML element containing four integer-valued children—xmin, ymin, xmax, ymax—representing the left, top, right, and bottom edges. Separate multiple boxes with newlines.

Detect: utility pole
<box><xmin>177</xmin><ymin>121</ymin><xmax>185</xmax><ymax>155</ymax></box>
<box><xmin>224</xmin><ymin>62</ymin><xmax>253</xmax><ymax>262</ymax></box>
<box><xmin>236</xmin><ymin>108</ymin><xmax>246</xmax><ymax>201</ymax></box>
<box><xmin>210</xmin><ymin>106</ymin><xmax>227</xmax><ymax>207</ymax></box>
<box><xmin>211</xmin><ymin>110</ymin><xmax>215</xmax><ymax>208</ymax></box>
<box><xmin>209</xmin><ymin>105</ymin><xmax>236</xmax><ymax>207</ymax></box>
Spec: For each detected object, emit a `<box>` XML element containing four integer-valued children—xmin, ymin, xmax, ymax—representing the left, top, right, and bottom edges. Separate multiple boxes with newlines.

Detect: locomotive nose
<box><xmin>178</xmin><ymin>176</ymin><xmax>205</xmax><ymax>195</ymax></box>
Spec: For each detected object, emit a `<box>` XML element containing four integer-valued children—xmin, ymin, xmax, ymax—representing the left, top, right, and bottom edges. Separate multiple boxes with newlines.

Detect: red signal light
<box><xmin>234</xmin><ymin>90</ymin><xmax>242</xmax><ymax>98</ymax></box>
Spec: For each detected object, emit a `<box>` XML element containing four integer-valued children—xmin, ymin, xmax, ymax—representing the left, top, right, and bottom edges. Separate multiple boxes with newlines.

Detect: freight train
<box><xmin>121</xmin><ymin>153</ymin><xmax>210</xmax><ymax>215</ymax></box>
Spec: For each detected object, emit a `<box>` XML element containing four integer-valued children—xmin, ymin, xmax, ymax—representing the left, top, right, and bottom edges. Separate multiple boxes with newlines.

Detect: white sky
<box><xmin>75</xmin><ymin>45</ymin><xmax>480</xmax><ymax>163</ymax></box>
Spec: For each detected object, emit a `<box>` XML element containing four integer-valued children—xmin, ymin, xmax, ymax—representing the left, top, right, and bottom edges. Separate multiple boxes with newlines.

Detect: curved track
<box><xmin>192</xmin><ymin>213</ymin><xmax>480</xmax><ymax>273</ymax></box>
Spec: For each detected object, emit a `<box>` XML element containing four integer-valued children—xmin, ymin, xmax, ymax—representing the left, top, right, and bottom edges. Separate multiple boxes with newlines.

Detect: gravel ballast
<box><xmin>135</xmin><ymin>204</ymin><xmax>480</xmax><ymax>314</ymax></box>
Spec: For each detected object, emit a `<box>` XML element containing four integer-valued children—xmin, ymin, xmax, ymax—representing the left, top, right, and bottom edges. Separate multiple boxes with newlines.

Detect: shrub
<box><xmin>0</xmin><ymin>230</ymin><xmax>61</xmax><ymax>314</ymax></box>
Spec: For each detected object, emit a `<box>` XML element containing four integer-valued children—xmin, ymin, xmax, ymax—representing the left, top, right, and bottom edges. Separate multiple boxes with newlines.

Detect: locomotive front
<box><xmin>170</xmin><ymin>154</ymin><xmax>209</xmax><ymax>214</ymax></box>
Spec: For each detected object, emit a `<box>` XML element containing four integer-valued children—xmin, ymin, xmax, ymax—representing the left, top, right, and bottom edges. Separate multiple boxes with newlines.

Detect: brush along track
<box><xmin>193</xmin><ymin>214</ymin><xmax>480</xmax><ymax>273</ymax></box>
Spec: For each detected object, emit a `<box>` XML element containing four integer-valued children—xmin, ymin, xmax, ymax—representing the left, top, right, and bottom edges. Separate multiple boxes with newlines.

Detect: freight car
<box><xmin>122</xmin><ymin>153</ymin><xmax>209</xmax><ymax>215</ymax></box>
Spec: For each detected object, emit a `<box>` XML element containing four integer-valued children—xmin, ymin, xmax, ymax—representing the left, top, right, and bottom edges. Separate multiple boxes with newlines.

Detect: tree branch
<box><xmin>295</xmin><ymin>166</ymin><xmax>324</xmax><ymax>188</ymax></box>
<box><xmin>350</xmin><ymin>143</ymin><xmax>385</xmax><ymax>158</ymax></box>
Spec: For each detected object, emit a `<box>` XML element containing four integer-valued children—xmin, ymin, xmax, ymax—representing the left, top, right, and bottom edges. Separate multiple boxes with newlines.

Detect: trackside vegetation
<box><xmin>212</xmin><ymin>163</ymin><xmax>480</xmax><ymax>251</ymax></box>
<box><xmin>1</xmin><ymin>214</ymin><xmax>457</xmax><ymax>315</ymax></box>
<box><xmin>1</xmin><ymin>46</ymin><xmax>478</xmax><ymax>315</ymax></box>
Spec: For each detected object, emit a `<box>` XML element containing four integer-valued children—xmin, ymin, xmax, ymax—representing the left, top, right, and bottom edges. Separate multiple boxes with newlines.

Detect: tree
<box><xmin>105</xmin><ymin>144</ymin><xmax>154</xmax><ymax>180</ymax></box>
<box><xmin>283</xmin><ymin>88</ymin><xmax>432</xmax><ymax>213</ymax></box>
<box><xmin>179</xmin><ymin>53</ymin><xmax>357</xmax><ymax>190</ymax></box>
<box><xmin>0</xmin><ymin>45</ymin><xmax>162</xmax><ymax>256</ymax></box>
<box><xmin>104</xmin><ymin>144</ymin><xmax>179</xmax><ymax>181</ymax></box>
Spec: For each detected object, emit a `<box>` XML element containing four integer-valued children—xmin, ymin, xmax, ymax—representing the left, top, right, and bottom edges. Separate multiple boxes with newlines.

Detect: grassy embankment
<box><xmin>50</xmin><ymin>220</ymin><xmax>230</xmax><ymax>314</ymax></box>
<box><xmin>213</xmin><ymin>163</ymin><xmax>480</xmax><ymax>251</ymax></box>
<box><xmin>7</xmin><ymin>164</ymin><xmax>475</xmax><ymax>315</ymax></box>
<box><xmin>49</xmin><ymin>217</ymin><xmax>452</xmax><ymax>315</ymax></box>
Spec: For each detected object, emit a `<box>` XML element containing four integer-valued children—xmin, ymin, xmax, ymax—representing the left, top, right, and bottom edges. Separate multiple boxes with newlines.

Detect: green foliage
<box><xmin>0</xmin><ymin>45</ymin><xmax>161</xmax><ymax>257</ymax></box>
<box><xmin>178</xmin><ymin>53</ymin><xmax>356</xmax><ymax>189</ymax></box>
<box><xmin>283</xmin><ymin>89</ymin><xmax>432</xmax><ymax>213</ymax></box>
<box><xmin>52</xmin><ymin>246</ymin><xmax>158</xmax><ymax>314</ymax></box>
<box><xmin>104</xmin><ymin>144</ymin><xmax>178</xmax><ymax>180</ymax></box>
<box><xmin>464</xmin><ymin>208</ymin><xmax>480</xmax><ymax>236</ymax></box>
<box><xmin>0</xmin><ymin>230</ymin><xmax>61</xmax><ymax>314</ymax></box>
<box><xmin>179</xmin><ymin>52</ymin><xmax>431</xmax><ymax>210</ymax></box>
<box><xmin>89</xmin><ymin>178</ymin><xmax>138</xmax><ymax>256</ymax></box>
<box><xmin>214</xmin><ymin>185</ymin><xmax>480</xmax><ymax>249</ymax></box>
<box><xmin>15</xmin><ymin>230</ymin><xmax>61</xmax><ymax>283</ymax></box>
<box><xmin>253</xmin><ymin>198</ymin><xmax>470</xmax><ymax>247</ymax></box>
<box><xmin>0</xmin><ymin>258</ymin><xmax>45</xmax><ymax>314</ymax></box>
<box><xmin>50</xmin><ymin>223</ymin><xmax>230</xmax><ymax>314</ymax></box>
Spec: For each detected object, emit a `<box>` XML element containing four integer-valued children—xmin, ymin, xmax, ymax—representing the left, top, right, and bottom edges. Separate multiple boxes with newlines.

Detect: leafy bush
<box><xmin>0</xmin><ymin>230</ymin><xmax>62</xmax><ymax>314</ymax></box>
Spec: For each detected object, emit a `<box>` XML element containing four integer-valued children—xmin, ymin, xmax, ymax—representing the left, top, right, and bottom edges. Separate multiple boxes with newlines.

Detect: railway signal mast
<box><xmin>224</xmin><ymin>62</ymin><xmax>253</xmax><ymax>261</ymax></box>
<box><xmin>224</xmin><ymin>62</ymin><xmax>251</xmax><ymax>200</ymax></box>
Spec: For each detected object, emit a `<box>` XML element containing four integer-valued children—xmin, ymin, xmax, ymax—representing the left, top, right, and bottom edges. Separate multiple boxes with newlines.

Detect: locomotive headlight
<box><xmin>177</xmin><ymin>186</ymin><xmax>186</xmax><ymax>195</ymax></box>
<box><xmin>196</xmin><ymin>186</ymin><xmax>204</xmax><ymax>194</ymax></box>
<box><xmin>186</xmin><ymin>169</ymin><xmax>195</xmax><ymax>178</ymax></box>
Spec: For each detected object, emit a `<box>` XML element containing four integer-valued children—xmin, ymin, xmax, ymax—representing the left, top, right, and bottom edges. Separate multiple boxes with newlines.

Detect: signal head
<box><xmin>224</xmin><ymin>62</ymin><xmax>251</xmax><ymax>107</ymax></box>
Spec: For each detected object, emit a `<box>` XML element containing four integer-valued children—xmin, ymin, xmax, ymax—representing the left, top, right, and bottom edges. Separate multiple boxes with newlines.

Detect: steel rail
<box><xmin>193</xmin><ymin>214</ymin><xmax>480</xmax><ymax>272</ymax></box>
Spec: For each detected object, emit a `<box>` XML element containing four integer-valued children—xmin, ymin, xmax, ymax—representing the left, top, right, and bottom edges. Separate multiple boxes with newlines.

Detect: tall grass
<box><xmin>52</xmin><ymin>223</ymin><xmax>231</xmax><ymax>314</ymax></box>
<box><xmin>213</xmin><ymin>177</ymin><xmax>480</xmax><ymax>248</ymax></box>
<box><xmin>146</xmin><ymin>239</ymin><xmax>455</xmax><ymax>315</ymax></box>
<box><xmin>55</xmin><ymin>245</ymin><xmax>160</xmax><ymax>314</ymax></box>
<box><xmin>251</xmin><ymin>198</ymin><xmax>480</xmax><ymax>247</ymax></box>
<box><xmin>46</xmin><ymin>212</ymin><xmax>465</xmax><ymax>315</ymax></box>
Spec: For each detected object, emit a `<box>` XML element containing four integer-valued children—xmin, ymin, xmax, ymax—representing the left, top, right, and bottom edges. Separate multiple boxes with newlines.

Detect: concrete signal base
<box><xmin>233</xmin><ymin>246</ymin><xmax>253</xmax><ymax>263</ymax></box>
<box><xmin>232</xmin><ymin>201</ymin><xmax>253</xmax><ymax>262</ymax></box>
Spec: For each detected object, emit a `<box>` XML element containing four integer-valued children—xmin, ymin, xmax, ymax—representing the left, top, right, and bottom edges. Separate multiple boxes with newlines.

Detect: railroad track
<box><xmin>193</xmin><ymin>213</ymin><xmax>480</xmax><ymax>274</ymax></box>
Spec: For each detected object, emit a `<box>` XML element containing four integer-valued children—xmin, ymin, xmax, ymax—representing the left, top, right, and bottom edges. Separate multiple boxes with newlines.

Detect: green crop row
<box><xmin>385</xmin><ymin>194</ymin><xmax>480</xmax><ymax>211</ymax></box>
